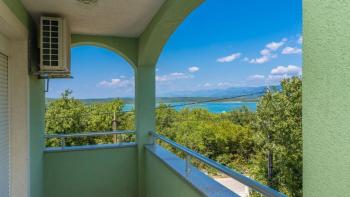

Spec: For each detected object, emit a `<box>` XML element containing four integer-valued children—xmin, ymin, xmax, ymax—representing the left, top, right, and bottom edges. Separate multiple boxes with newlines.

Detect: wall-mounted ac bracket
<box><xmin>32</xmin><ymin>70</ymin><xmax>73</xmax><ymax>79</ymax></box>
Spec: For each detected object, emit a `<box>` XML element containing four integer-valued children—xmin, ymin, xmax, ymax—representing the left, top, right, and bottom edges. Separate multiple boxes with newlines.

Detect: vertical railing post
<box><xmin>61</xmin><ymin>136</ymin><xmax>65</xmax><ymax>149</ymax></box>
<box><xmin>185</xmin><ymin>154</ymin><xmax>191</xmax><ymax>176</ymax></box>
<box><xmin>149</xmin><ymin>131</ymin><xmax>155</xmax><ymax>144</ymax></box>
<box><xmin>112</xmin><ymin>111</ymin><xmax>117</xmax><ymax>143</ymax></box>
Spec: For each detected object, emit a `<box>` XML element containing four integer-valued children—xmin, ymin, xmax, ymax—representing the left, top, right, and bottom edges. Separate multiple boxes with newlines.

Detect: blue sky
<box><xmin>47</xmin><ymin>0</ymin><xmax>302</xmax><ymax>99</ymax></box>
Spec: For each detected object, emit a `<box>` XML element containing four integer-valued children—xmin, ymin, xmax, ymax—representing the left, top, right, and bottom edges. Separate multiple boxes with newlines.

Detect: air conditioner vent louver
<box><xmin>39</xmin><ymin>16</ymin><xmax>71</xmax><ymax>78</ymax></box>
<box><xmin>42</xmin><ymin>18</ymin><xmax>59</xmax><ymax>67</ymax></box>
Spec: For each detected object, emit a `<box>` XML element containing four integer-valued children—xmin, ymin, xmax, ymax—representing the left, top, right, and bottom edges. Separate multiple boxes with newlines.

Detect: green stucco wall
<box><xmin>44</xmin><ymin>147</ymin><xmax>138</xmax><ymax>197</ymax></box>
<box><xmin>2</xmin><ymin>1</ymin><xmax>45</xmax><ymax>197</ymax></box>
<box><xmin>144</xmin><ymin>149</ymin><xmax>202</xmax><ymax>197</ymax></box>
<box><xmin>2</xmin><ymin>0</ymin><xmax>34</xmax><ymax>30</ymax></box>
<box><xmin>29</xmin><ymin>76</ymin><xmax>45</xmax><ymax>197</ymax></box>
<box><xmin>71</xmin><ymin>34</ymin><xmax>139</xmax><ymax>69</ymax></box>
<box><xmin>303</xmin><ymin>0</ymin><xmax>350</xmax><ymax>196</ymax></box>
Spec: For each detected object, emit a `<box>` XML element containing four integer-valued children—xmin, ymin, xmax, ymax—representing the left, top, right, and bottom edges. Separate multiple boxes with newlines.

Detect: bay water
<box><xmin>123</xmin><ymin>102</ymin><xmax>257</xmax><ymax>113</ymax></box>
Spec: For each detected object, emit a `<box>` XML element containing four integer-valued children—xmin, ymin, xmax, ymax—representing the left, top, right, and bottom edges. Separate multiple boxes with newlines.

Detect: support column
<box><xmin>135</xmin><ymin>2</ymin><xmax>204</xmax><ymax>195</ymax></box>
<box><xmin>304</xmin><ymin>0</ymin><xmax>350</xmax><ymax>196</ymax></box>
<box><xmin>135</xmin><ymin>65</ymin><xmax>156</xmax><ymax>196</ymax></box>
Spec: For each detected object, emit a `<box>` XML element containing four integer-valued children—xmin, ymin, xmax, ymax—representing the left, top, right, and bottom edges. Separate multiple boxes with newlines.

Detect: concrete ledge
<box><xmin>145</xmin><ymin>144</ymin><xmax>238</xmax><ymax>197</ymax></box>
<box><xmin>44</xmin><ymin>142</ymin><xmax>137</xmax><ymax>152</ymax></box>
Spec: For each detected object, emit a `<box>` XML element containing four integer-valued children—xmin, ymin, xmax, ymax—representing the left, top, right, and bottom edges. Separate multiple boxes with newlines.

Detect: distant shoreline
<box><xmin>123</xmin><ymin>101</ymin><xmax>258</xmax><ymax>113</ymax></box>
<box><xmin>46</xmin><ymin>97</ymin><xmax>260</xmax><ymax>105</ymax></box>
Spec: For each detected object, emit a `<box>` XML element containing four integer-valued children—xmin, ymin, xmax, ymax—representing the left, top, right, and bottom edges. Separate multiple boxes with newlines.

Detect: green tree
<box><xmin>251</xmin><ymin>77</ymin><xmax>302</xmax><ymax>196</ymax></box>
<box><xmin>45</xmin><ymin>90</ymin><xmax>133</xmax><ymax>146</ymax></box>
<box><xmin>222</xmin><ymin>106</ymin><xmax>256</xmax><ymax>126</ymax></box>
<box><xmin>85</xmin><ymin>99</ymin><xmax>124</xmax><ymax>131</ymax></box>
<box><xmin>85</xmin><ymin>99</ymin><xmax>134</xmax><ymax>144</ymax></box>
<box><xmin>45</xmin><ymin>90</ymin><xmax>87</xmax><ymax>146</ymax></box>
<box><xmin>165</xmin><ymin>108</ymin><xmax>255</xmax><ymax>174</ymax></box>
<box><xmin>45</xmin><ymin>89</ymin><xmax>86</xmax><ymax>134</ymax></box>
<box><xmin>156</xmin><ymin>103</ymin><xmax>178</xmax><ymax>139</ymax></box>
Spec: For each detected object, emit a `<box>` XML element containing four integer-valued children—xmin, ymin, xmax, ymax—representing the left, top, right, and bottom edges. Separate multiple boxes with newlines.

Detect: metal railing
<box><xmin>149</xmin><ymin>131</ymin><xmax>286</xmax><ymax>197</ymax></box>
<box><xmin>45</xmin><ymin>130</ymin><xmax>135</xmax><ymax>149</ymax></box>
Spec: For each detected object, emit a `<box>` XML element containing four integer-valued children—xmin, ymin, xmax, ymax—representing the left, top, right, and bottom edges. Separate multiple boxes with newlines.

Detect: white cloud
<box><xmin>246</xmin><ymin>65</ymin><xmax>302</xmax><ymax>86</ymax></box>
<box><xmin>266</xmin><ymin>39</ymin><xmax>286</xmax><ymax>51</ymax></box>
<box><xmin>264</xmin><ymin>65</ymin><xmax>302</xmax><ymax>84</ymax></box>
<box><xmin>248</xmin><ymin>74</ymin><xmax>265</xmax><ymax>80</ymax></box>
<box><xmin>260</xmin><ymin>49</ymin><xmax>271</xmax><ymax>56</ymax></box>
<box><xmin>247</xmin><ymin>38</ymin><xmax>286</xmax><ymax>64</ymax></box>
<box><xmin>98</xmin><ymin>78</ymin><xmax>133</xmax><ymax>88</ymax></box>
<box><xmin>282</xmin><ymin>47</ymin><xmax>302</xmax><ymax>55</ymax></box>
<box><xmin>188</xmin><ymin>66</ymin><xmax>199</xmax><ymax>73</ymax></box>
<box><xmin>156</xmin><ymin>72</ymin><xmax>193</xmax><ymax>82</ymax></box>
<box><xmin>199</xmin><ymin>81</ymin><xmax>234</xmax><ymax>89</ymax></box>
<box><xmin>249</xmin><ymin>55</ymin><xmax>271</xmax><ymax>64</ymax></box>
<box><xmin>270</xmin><ymin>65</ymin><xmax>302</xmax><ymax>75</ymax></box>
<box><xmin>217</xmin><ymin>53</ymin><xmax>241</xmax><ymax>63</ymax></box>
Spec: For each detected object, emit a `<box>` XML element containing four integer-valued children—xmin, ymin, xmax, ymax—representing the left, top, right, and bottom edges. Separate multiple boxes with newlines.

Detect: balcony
<box><xmin>0</xmin><ymin>0</ymin><xmax>300</xmax><ymax>196</ymax></box>
<box><xmin>2</xmin><ymin>0</ymin><xmax>350</xmax><ymax>196</ymax></box>
<box><xmin>43</xmin><ymin>131</ymin><xmax>285</xmax><ymax>197</ymax></box>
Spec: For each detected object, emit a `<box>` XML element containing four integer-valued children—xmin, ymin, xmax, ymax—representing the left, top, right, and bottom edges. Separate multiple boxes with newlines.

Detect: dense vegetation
<box><xmin>45</xmin><ymin>77</ymin><xmax>302</xmax><ymax>196</ymax></box>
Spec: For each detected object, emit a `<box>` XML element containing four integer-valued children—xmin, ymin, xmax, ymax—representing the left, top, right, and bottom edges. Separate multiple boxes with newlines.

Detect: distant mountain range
<box><xmin>46</xmin><ymin>85</ymin><xmax>281</xmax><ymax>105</ymax></box>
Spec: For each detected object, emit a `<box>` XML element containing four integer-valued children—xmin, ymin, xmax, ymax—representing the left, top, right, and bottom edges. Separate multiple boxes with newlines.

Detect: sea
<box><xmin>123</xmin><ymin>102</ymin><xmax>257</xmax><ymax>113</ymax></box>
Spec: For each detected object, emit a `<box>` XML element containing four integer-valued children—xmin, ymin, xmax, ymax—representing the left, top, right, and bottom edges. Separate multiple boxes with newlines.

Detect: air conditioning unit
<box><xmin>39</xmin><ymin>16</ymin><xmax>71</xmax><ymax>78</ymax></box>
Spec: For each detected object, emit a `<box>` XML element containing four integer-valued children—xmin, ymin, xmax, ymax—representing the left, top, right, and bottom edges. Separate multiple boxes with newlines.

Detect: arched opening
<box><xmin>154</xmin><ymin>1</ymin><xmax>302</xmax><ymax>196</ymax></box>
<box><xmin>44</xmin><ymin>45</ymin><xmax>136</xmax><ymax>148</ymax></box>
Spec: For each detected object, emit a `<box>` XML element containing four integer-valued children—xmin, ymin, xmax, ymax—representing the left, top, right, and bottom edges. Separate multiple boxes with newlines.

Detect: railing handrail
<box><xmin>149</xmin><ymin>131</ymin><xmax>286</xmax><ymax>197</ymax></box>
<box><xmin>45</xmin><ymin>130</ymin><xmax>135</xmax><ymax>139</ymax></box>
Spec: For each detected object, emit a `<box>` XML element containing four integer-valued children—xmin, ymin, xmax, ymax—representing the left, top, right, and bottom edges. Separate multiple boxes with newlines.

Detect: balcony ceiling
<box><xmin>20</xmin><ymin>0</ymin><xmax>165</xmax><ymax>37</ymax></box>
